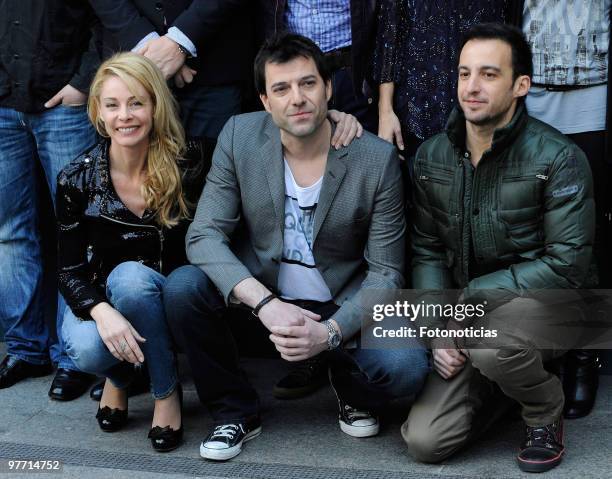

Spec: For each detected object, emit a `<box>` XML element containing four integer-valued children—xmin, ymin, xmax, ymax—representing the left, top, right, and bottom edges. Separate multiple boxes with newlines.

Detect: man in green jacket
<box><xmin>403</xmin><ymin>23</ymin><xmax>595</xmax><ymax>473</ymax></box>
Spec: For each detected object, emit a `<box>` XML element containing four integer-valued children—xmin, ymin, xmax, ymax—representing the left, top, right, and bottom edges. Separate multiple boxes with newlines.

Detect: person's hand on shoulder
<box><xmin>328</xmin><ymin>110</ymin><xmax>363</xmax><ymax>150</ymax></box>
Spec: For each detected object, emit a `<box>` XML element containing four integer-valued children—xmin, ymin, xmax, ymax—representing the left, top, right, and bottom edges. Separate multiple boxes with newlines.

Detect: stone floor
<box><xmin>0</xmin><ymin>342</ymin><xmax>610</xmax><ymax>479</ymax></box>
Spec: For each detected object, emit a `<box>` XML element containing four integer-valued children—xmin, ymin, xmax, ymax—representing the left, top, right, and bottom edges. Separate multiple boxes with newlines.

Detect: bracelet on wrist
<box><xmin>252</xmin><ymin>293</ymin><xmax>277</xmax><ymax>317</ymax></box>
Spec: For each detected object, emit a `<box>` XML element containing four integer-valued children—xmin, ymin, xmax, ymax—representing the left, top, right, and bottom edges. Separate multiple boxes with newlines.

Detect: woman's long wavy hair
<box><xmin>88</xmin><ymin>52</ymin><xmax>188</xmax><ymax>227</ymax></box>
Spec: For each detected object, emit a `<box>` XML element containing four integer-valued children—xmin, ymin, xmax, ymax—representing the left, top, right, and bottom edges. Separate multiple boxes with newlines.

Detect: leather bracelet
<box><xmin>252</xmin><ymin>293</ymin><xmax>277</xmax><ymax>317</ymax></box>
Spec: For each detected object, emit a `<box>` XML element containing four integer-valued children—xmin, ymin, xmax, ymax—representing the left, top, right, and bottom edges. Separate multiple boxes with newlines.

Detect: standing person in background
<box><xmin>0</xmin><ymin>0</ymin><xmax>99</xmax><ymax>400</ymax></box>
<box><xmin>510</xmin><ymin>0</ymin><xmax>611</xmax><ymax>420</ymax></box>
<box><xmin>374</xmin><ymin>1</ymin><xmax>509</xmax><ymax>157</ymax></box>
<box><xmin>88</xmin><ymin>0</ymin><xmax>254</xmax><ymax>141</ymax></box>
<box><xmin>88</xmin><ymin>2</ymin><xmax>361</xmax><ymax>157</ymax></box>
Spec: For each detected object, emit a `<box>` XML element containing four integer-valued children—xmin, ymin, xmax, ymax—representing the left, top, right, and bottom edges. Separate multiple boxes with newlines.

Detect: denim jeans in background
<box><xmin>0</xmin><ymin>105</ymin><xmax>96</xmax><ymax>368</ymax></box>
<box><xmin>173</xmin><ymin>83</ymin><xmax>241</xmax><ymax>140</ymax></box>
<box><xmin>62</xmin><ymin>262</ymin><xmax>178</xmax><ymax>399</ymax></box>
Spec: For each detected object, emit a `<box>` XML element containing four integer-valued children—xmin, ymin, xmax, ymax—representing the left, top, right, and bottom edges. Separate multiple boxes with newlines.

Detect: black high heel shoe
<box><xmin>148</xmin><ymin>384</ymin><xmax>183</xmax><ymax>452</ymax></box>
<box><xmin>96</xmin><ymin>405</ymin><xmax>128</xmax><ymax>432</ymax></box>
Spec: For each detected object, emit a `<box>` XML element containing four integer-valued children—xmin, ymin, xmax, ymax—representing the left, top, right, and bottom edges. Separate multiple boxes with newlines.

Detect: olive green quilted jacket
<box><xmin>411</xmin><ymin>105</ymin><xmax>595</xmax><ymax>308</ymax></box>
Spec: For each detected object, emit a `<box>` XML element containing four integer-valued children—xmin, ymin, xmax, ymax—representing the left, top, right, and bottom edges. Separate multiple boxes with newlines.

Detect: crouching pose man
<box><xmin>404</xmin><ymin>24</ymin><xmax>594</xmax><ymax>473</ymax></box>
<box><xmin>164</xmin><ymin>34</ymin><xmax>430</xmax><ymax>461</ymax></box>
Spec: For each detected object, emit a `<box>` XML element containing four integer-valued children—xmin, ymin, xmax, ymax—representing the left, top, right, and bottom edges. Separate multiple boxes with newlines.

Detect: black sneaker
<box><xmin>329</xmin><ymin>369</ymin><xmax>379</xmax><ymax>437</ymax></box>
<box><xmin>273</xmin><ymin>354</ymin><xmax>328</xmax><ymax>399</ymax></box>
<box><xmin>517</xmin><ymin>418</ymin><xmax>564</xmax><ymax>473</ymax></box>
<box><xmin>199</xmin><ymin>419</ymin><xmax>262</xmax><ymax>461</ymax></box>
<box><xmin>337</xmin><ymin>398</ymin><xmax>380</xmax><ymax>438</ymax></box>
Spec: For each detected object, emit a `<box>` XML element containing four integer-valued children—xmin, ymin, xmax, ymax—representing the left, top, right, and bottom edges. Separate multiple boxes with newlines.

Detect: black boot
<box><xmin>562</xmin><ymin>350</ymin><xmax>600</xmax><ymax>419</ymax></box>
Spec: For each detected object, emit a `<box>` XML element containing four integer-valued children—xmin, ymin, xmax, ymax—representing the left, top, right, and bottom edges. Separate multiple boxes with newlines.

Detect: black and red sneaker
<box><xmin>517</xmin><ymin>418</ymin><xmax>564</xmax><ymax>473</ymax></box>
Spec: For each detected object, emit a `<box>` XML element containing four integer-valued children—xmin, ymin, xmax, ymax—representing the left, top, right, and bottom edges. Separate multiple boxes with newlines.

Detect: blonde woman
<box><xmin>56</xmin><ymin>53</ymin><xmax>209</xmax><ymax>452</ymax></box>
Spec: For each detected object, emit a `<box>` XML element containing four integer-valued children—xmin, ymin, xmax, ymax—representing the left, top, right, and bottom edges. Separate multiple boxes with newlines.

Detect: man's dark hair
<box><xmin>254</xmin><ymin>33</ymin><xmax>331</xmax><ymax>96</ymax></box>
<box><xmin>460</xmin><ymin>23</ymin><xmax>533</xmax><ymax>80</ymax></box>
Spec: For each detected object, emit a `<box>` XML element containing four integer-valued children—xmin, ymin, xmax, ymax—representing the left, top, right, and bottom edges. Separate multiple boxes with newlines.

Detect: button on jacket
<box><xmin>57</xmin><ymin>139</ymin><xmax>212</xmax><ymax>320</ymax></box>
<box><xmin>0</xmin><ymin>0</ymin><xmax>100</xmax><ymax>113</ymax></box>
<box><xmin>412</xmin><ymin>105</ymin><xmax>595</xmax><ymax>308</ymax></box>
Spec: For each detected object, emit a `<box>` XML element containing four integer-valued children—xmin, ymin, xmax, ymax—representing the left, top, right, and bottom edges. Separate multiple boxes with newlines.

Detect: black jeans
<box><xmin>173</xmin><ymin>83</ymin><xmax>242</xmax><ymax>141</ymax></box>
<box><xmin>163</xmin><ymin>265</ymin><xmax>429</xmax><ymax>423</ymax></box>
<box><xmin>568</xmin><ymin>131</ymin><xmax>611</xmax><ymax>288</ymax></box>
<box><xmin>328</xmin><ymin>67</ymin><xmax>378</xmax><ymax>134</ymax></box>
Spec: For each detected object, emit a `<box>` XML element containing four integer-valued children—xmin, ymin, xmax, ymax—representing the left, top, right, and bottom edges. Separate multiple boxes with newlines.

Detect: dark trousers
<box><xmin>568</xmin><ymin>131</ymin><xmax>611</xmax><ymax>288</ymax></box>
<box><xmin>174</xmin><ymin>83</ymin><xmax>242</xmax><ymax>141</ymax></box>
<box><xmin>328</xmin><ymin>67</ymin><xmax>378</xmax><ymax>134</ymax></box>
<box><xmin>163</xmin><ymin>265</ymin><xmax>429</xmax><ymax>423</ymax></box>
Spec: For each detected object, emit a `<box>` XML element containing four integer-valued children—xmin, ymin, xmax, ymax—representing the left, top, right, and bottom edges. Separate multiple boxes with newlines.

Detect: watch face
<box><xmin>330</xmin><ymin>332</ymin><xmax>341</xmax><ymax>349</ymax></box>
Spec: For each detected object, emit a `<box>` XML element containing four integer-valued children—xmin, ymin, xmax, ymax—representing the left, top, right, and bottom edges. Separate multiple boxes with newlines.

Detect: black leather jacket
<box><xmin>57</xmin><ymin>138</ymin><xmax>212</xmax><ymax>320</ymax></box>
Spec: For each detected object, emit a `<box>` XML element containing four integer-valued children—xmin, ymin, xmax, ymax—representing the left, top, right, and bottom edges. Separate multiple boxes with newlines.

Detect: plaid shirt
<box><xmin>285</xmin><ymin>0</ymin><xmax>352</xmax><ymax>53</ymax></box>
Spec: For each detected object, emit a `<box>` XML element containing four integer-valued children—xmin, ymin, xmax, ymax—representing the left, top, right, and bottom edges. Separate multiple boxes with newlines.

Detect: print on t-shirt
<box><xmin>278</xmin><ymin>160</ymin><xmax>333</xmax><ymax>301</ymax></box>
<box><xmin>283</xmin><ymin>195</ymin><xmax>316</xmax><ymax>267</ymax></box>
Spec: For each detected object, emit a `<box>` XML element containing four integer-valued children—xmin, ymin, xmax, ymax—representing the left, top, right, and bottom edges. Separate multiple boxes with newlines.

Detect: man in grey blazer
<box><xmin>164</xmin><ymin>34</ymin><xmax>429</xmax><ymax>461</ymax></box>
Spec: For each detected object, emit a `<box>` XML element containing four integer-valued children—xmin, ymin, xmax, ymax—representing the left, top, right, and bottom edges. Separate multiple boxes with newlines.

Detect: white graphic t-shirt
<box><xmin>277</xmin><ymin>159</ymin><xmax>333</xmax><ymax>301</ymax></box>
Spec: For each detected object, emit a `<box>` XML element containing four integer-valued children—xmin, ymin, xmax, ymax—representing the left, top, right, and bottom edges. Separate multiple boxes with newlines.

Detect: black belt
<box><xmin>324</xmin><ymin>46</ymin><xmax>352</xmax><ymax>72</ymax></box>
<box><xmin>532</xmin><ymin>82</ymin><xmax>605</xmax><ymax>92</ymax></box>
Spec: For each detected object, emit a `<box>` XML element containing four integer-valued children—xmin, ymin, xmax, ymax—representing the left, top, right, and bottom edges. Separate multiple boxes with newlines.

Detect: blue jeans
<box><xmin>62</xmin><ymin>262</ymin><xmax>178</xmax><ymax>398</ymax></box>
<box><xmin>0</xmin><ymin>105</ymin><xmax>96</xmax><ymax>367</ymax></box>
<box><xmin>164</xmin><ymin>265</ymin><xmax>430</xmax><ymax>421</ymax></box>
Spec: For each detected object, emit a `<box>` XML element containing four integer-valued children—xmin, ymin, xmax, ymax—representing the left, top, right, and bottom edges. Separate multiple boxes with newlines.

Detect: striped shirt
<box><xmin>285</xmin><ymin>0</ymin><xmax>352</xmax><ymax>53</ymax></box>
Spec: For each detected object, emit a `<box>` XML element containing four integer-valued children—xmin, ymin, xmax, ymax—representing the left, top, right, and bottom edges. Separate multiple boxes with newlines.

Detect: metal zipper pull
<box><xmin>158</xmin><ymin>228</ymin><xmax>164</xmax><ymax>272</ymax></box>
<box><xmin>536</xmin><ymin>174</ymin><xmax>548</xmax><ymax>181</ymax></box>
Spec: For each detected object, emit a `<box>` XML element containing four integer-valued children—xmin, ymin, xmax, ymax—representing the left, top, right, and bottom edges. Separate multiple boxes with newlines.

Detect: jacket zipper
<box><xmin>99</xmin><ymin>214</ymin><xmax>164</xmax><ymax>271</ymax></box>
<box><xmin>418</xmin><ymin>174</ymin><xmax>451</xmax><ymax>185</ymax></box>
<box><xmin>455</xmin><ymin>155</ymin><xmax>467</xmax><ymax>282</ymax></box>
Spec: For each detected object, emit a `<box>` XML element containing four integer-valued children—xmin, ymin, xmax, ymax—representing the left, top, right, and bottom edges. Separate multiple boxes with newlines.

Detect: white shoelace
<box><xmin>211</xmin><ymin>424</ymin><xmax>242</xmax><ymax>440</ymax></box>
<box><xmin>344</xmin><ymin>405</ymin><xmax>372</xmax><ymax>422</ymax></box>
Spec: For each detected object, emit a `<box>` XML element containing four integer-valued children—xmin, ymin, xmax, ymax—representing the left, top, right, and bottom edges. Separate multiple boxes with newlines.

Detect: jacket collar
<box><xmin>445</xmin><ymin>103</ymin><xmax>528</xmax><ymax>156</ymax></box>
<box><xmin>260</xmin><ymin>114</ymin><xmax>348</xmax><ymax>244</ymax></box>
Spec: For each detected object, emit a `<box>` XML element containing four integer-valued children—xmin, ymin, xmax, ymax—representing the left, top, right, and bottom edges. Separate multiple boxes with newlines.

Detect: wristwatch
<box><xmin>177</xmin><ymin>43</ymin><xmax>192</xmax><ymax>59</ymax></box>
<box><xmin>323</xmin><ymin>320</ymin><xmax>342</xmax><ymax>350</ymax></box>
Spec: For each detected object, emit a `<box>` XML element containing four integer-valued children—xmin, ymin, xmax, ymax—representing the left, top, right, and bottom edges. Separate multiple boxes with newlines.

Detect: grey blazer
<box><xmin>186</xmin><ymin>111</ymin><xmax>406</xmax><ymax>340</ymax></box>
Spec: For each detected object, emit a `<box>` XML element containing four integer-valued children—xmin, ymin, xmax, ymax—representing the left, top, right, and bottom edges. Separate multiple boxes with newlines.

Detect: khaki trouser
<box><xmin>402</xmin><ymin>297</ymin><xmax>580</xmax><ymax>463</ymax></box>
